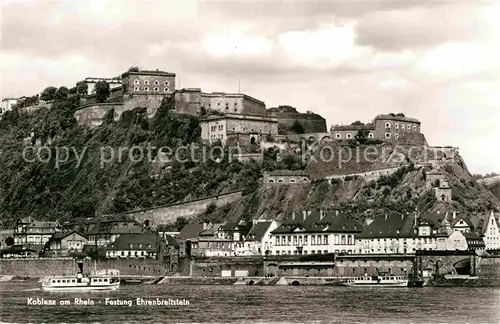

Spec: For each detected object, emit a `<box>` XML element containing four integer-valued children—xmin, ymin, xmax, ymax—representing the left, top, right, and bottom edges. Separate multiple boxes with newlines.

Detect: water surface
<box><xmin>0</xmin><ymin>282</ymin><xmax>499</xmax><ymax>323</ymax></box>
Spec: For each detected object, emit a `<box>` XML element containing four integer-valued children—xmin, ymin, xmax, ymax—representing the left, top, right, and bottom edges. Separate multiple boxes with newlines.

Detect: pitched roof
<box><xmin>199</xmin><ymin>223</ymin><xmax>224</xmax><ymax>236</ymax></box>
<box><xmin>165</xmin><ymin>235</ymin><xmax>180</xmax><ymax>248</ymax></box>
<box><xmin>177</xmin><ymin>223</ymin><xmax>204</xmax><ymax>240</ymax></box>
<box><xmin>50</xmin><ymin>231</ymin><xmax>87</xmax><ymax>241</ymax></box>
<box><xmin>271</xmin><ymin>210</ymin><xmax>363</xmax><ymax>235</ymax></box>
<box><xmin>357</xmin><ymin>213</ymin><xmax>417</xmax><ymax>239</ymax></box>
<box><xmin>247</xmin><ymin>221</ymin><xmax>273</xmax><ymax>241</ymax></box>
<box><xmin>27</xmin><ymin>221</ymin><xmax>59</xmax><ymax>228</ymax></box>
<box><xmin>105</xmin><ymin>233</ymin><xmax>158</xmax><ymax>251</ymax></box>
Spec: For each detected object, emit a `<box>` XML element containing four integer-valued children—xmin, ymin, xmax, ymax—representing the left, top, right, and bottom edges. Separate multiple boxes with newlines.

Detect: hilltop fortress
<box><xmin>69</xmin><ymin>68</ymin><xmax>436</xmax><ymax>149</ymax></box>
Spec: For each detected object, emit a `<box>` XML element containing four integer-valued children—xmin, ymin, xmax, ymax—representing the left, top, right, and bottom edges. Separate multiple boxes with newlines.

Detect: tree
<box><xmin>351</xmin><ymin>120</ymin><xmax>364</xmax><ymax>125</ymax></box>
<box><xmin>54</xmin><ymin>86</ymin><xmax>69</xmax><ymax>101</ymax></box>
<box><xmin>355</xmin><ymin>130</ymin><xmax>369</xmax><ymax>144</ymax></box>
<box><xmin>291</xmin><ymin>120</ymin><xmax>305</xmax><ymax>134</ymax></box>
<box><xmin>40</xmin><ymin>86</ymin><xmax>57</xmax><ymax>101</ymax></box>
<box><xmin>174</xmin><ymin>217</ymin><xmax>188</xmax><ymax>231</ymax></box>
<box><xmin>76</xmin><ymin>82</ymin><xmax>88</xmax><ymax>95</ymax></box>
<box><xmin>95</xmin><ymin>81</ymin><xmax>111</xmax><ymax>103</ymax></box>
<box><xmin>129</xmin><ymin>66</ymin><xmax>140</xmax><ymax>72</ymax></box>
<box><xmin>4</xmin><ymin>236</ymin><xmax>14</xmax><ymax>246</ymax></box>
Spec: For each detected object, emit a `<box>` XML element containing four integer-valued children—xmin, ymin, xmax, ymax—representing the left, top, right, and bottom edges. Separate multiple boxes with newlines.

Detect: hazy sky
<box><xmin>1</xmin><ymin>0</ymin><xmax>499</xmax><ymax>174</ymax></box>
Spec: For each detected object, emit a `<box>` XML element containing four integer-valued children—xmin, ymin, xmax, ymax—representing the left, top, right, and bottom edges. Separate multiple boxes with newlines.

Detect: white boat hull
<box><xmin>341</xmin><ymin>281</ymin><xmax>408</xmax><ymax>287</ymax></box>
<box><xmin>42</xmin><ymin>282</ymin><xmax>120</xmax><ymax>292</ymax></box>
<box><xmin>41</xmin><ymin>274</ymin><xmax>120</xmax><ymax>292</ymax></box>
<box><xmin>342</xmin><ymin>275</ymin><xmax>409</xmax><ymax>287</ymax></box>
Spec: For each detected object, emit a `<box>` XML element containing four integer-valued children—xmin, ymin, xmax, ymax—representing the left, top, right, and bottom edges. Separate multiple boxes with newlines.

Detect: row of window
<box><xmin>203</xmin><ymin>106</ymin><xmax>239</xmax><ymax>113</ymax></box>
<box><xmin>133</xmin><ymin>86</ymin><xmax>170</xmax><ymax>92</ymax></box>
<box><xmin>128</xmin><ymin>243</ymin><xmax>152</xmax><ymax>249</ymax></box>
<box><xmin>275</xmin><ymin>250</ymin><xmax>329</xmax><ymax>255</ymax></box>
<box><xmin>210</xmin><ymin>134</ymin><xmax>224</xmax><ymax>141</ymax></box>
<box><xmin>385</xmin><ymin>122</ymin><xmax>418</xmax><ymax>131</ymax></box>
<box><xmin>133</xmin><ymin>80</ymin><xmax>170</xmax><ymax>86</ymax></box>
<box><xmin>210</xmin><ymin>125</ymin><xmax>224</xmax><ymax>132</ymax></box>
<box><xmin>107</xmin><ymin>251</ymin><xmax>156</xmax><ymax>257</ymax></box>
<box><xmin>275</xmin><ymin>235</ymin><xmax>356</xmax><ymax>246</ymax></box>
<box><xmin>334</xmin><ymin>133</ymin><xmax>374</xmax><ymax>139</ymax></box>
<box><xmin>268</xmin><ymin>178</ymin><xmax>309</xmax><ymax>184</ymax></box>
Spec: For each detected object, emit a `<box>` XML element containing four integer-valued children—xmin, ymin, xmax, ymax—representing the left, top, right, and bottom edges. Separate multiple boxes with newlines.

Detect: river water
<box><xmin>0</xmin><ymin>282</ymin><xmax>499</xmax><ymax>323</ymax></box>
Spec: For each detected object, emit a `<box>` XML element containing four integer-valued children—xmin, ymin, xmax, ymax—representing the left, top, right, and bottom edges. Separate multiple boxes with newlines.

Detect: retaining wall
<box><xmin>129</xmin><ymin>191</ymin><xmax>243</xmax><ymax>226</ymax></box>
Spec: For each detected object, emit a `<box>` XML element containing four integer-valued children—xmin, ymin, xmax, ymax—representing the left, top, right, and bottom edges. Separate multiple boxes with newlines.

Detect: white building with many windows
<box><xmin>271</xmin><ymin>210</ymin><xmax>362</xmax><ymax>256</ymax></box>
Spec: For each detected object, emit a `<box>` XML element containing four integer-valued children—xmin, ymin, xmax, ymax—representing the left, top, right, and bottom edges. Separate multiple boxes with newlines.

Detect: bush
<box><xmin>40</xmin><ymin>86</ymin><xmax>57</xmax><ymax>101</ymax></box>
<box><xmin>291</xmin><ymin>120</ymin><xmax>305</xmax><ymax>134</ymax></box>
<box><xmin>76</xmin><ymin>82</ymin><xmax>89</xmax><ymax>95</ymax></box>
<box><xmin>95</xmin><ymin>81</ymin><xmax>111</xmax><ymax>103</ymax></box>
<box><xmin>54</xmin><ymin>86</ymin><xmax>69</xmax><ymax>101</ymax></box>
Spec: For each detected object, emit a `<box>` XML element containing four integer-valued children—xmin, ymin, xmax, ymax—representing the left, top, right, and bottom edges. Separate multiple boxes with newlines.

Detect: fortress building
<box><xmin>175</xmin><ymin>88</ymin><xmax>266</xmax><ymax>116</ymax></box>
<box><xmin>330</xmin><ymin>113</ymin><xmax>425</xmax><ymax>145</ymax></box>
<box><xmin>200</xmin><ymin>113</ymin><xmax>278</xmax><ymax>145</ymax></box>
<box><xmin>266</xmin><ymin>106</ymin><xmax>327</xmax><ymax>133</ymax></box>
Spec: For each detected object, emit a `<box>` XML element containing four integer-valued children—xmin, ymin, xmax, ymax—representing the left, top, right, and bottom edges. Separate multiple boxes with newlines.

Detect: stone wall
<box><xmin>190</xmin><ymin>257</ymin><xmax>264</xmax><ymax>277</ymax></box>
<box><xmin>263</xmin><ymin>172</ymin><xmax>310</xmax><ymax>184</ymax></box>
<box><xmin>273</xmin><ymin>259</ymin><xmax>413</xmax><ymax>277</ymax></box>
<box><xmin>129</xmin><ymin>191</ymin><xmax>243</xmax><ymax>226</ymax></box>
<box><xmin>324</xmin><ymin>166</ymin><xmax>401</xmax><ymax>182</ymax></box>
<box><xmin>73</xmin><ymin>103</ymin><xmax>123</xmax><ymax>128</ymax></box>
<box><xmin>0</xmin><ymin>258</ymin><xmax>165</xmax><ymax>276</ymax></box>
<box><xmin>119</xmin><ymin>93</ymin><xmax>167</xmax><ymax>120</ymax></box>
<box><xmin>0</xmin><ymin>258</ymin><xmax>76</xmax><ymax>276</ymax></box>
<box><xmin>271</xmin><ymin>114</ymin><xmax>327</xmax><ymax>133</ymax></box>
<box><xmin>477</xmin><ymin>256</ymin><xmax>500</xmax><ymax>278</ymax></box>
<box><xmin>175</xmin><ymin>89</ymin><xmax>201</xmax><ymax>115</ymax></box>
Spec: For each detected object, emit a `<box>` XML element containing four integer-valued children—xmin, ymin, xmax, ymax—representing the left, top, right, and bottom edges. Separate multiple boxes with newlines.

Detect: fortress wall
<box><xmin>272</xmin><ymin>114</ymin><xmax>327</xmax><ymax>133</ymax></box>
<box><xmin>73</xmin><ymin>103</ymin><xmax>123</xmax><ymax>128</ymax></box>
<box><xmin>119</xmin><ymin>94</ymin><xmax>167</xmax><ymax>120</ymax></box>
<box><xmin>324</xmin><ymin>166</ymin><xmax>401</xmax><ymax>182</ymax></box>
<box><xmin>129</xmin><ymin>191</ymin><xmax>243</xmax><ymax>226</ymax></box>
<box><xmin>174</xmin><ymin>91</ymin><xmax>201</xmax><ymax>115</ymax></box>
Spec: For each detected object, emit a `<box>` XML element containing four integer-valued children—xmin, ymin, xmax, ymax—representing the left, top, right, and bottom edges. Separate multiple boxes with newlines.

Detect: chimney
<box><xmin>292</xmin><ymin>211</ymin><xmax>296</xmax><ymax>221</ymax></box>
<box><xmin>336</xmin><ymin>210</ymin><xmax>339</xmax><ymax>216</ymax></box>
<box><xmin>385</xmin><ymin>215</ymin><xmax>388</xmax><ymax>221</ymax></box>
<box><xmin>365</xmin><ymin>218</ymin><xmax>374</xmax><ymax>226</ymax></box>
<box><xmin>320</xmin><ymin>210</ymin><xmax>324</xmax><ymax>221</ymax></box>
<box><xmin>202</xmin><ymin>222</ymin><xmax>209</xmax><ymax>230</ymax></box>
<box><xmin>303</xmin><ymin>211</ymin><xmax>307</xmax><ymax>221</ymax></box>
<box><xmin>453</xmin><ymin>211</ymin><xmax>456</xmax><ymax>219</ymax></box>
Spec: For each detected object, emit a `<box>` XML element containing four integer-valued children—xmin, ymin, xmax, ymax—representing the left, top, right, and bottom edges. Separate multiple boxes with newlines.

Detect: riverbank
<box><xmin>3</xmin><ymin>274</ymin><xmax>500</xmax><ymax>287</ymax></box>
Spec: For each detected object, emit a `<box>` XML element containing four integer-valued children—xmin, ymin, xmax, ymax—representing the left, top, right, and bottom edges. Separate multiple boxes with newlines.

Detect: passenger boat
<box><xmin>342</xmin><ymin>275</ymin><xmax>408</xmax><ymax>287</ymax></box>
<box><xmin>41</xmin><ymin>274</ymin><xmax>120</xmax><ymax>291</ymax></box>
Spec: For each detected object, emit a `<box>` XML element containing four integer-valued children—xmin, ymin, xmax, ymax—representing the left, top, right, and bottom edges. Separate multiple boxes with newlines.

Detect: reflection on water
<box><xmin>1</xmin><ymin>282</ymin><xmax>499</xmax><ymax>323</ymax></box>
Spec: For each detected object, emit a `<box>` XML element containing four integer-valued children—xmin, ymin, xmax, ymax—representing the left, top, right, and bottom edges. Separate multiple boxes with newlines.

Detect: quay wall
<box><xmin>0</xmin><ymin>258</ymin><xmax>76</xmax><ymax>277</ymax></box>
<box><xmin>0</xmin><ymin>258</ymin><xmax>165</xmax><ymax>277</ymax></box>
<box><xmin>478</xmin><ymin>256</ymin><xmax>500</xmax><ymax>278</ymax></box>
